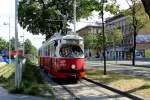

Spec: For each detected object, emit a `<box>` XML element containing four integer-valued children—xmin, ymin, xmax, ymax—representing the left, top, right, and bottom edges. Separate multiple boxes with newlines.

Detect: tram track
<box><xmin>39</xmin><ymin>69</ymin><xmax>79</xmax><ymax>100</ymax></box>
<box><xmin>83</xmin><ymin>77</ymin><xmax>144</xmax><ymax>100</ymax></box>
<box><xmin>38</xmin><ymin>65</ymin><xmax>143</xmax><ymax>100</ymax></box>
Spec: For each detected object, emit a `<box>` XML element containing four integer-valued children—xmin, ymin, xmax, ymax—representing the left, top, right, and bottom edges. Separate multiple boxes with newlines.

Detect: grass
<box><xmin>0</xmin><ymin>63</ymin><xmax>15</xmax><ymax>79</ymax></box>
<box><xmin>85</xmin><ymin>69</ymin><xmax>150</xmax><ymax>99</ymax></box>
<box><xmin>0</xmin><ymin>62</ymin><xmax>6</xmax><ymax>67</ymax></box>
<box><xmin>0</xmin><ymin>60</ymin><xmax>55</xmax><ymax>99</ymax></box>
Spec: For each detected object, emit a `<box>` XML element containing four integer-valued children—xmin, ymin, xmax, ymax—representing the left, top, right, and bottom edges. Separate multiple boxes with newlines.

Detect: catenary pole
<box><xmin>15</xmin><ymin>0</ymin><xmax>20</xmax><ymax>89</ymax></box>
<box><xmin>73</xmin><ymin>0</ymin><xmax>76</xmax><ymax>34</ymax></box>
<box><xmin>9</xmin><ymin>0</ymin><xmax>11</xmax><ymax>64</ymax></box>
<box><xmin>9</xmin><ymin>15</ymin><xmax>11</xmax><ymax>64</ymax></box>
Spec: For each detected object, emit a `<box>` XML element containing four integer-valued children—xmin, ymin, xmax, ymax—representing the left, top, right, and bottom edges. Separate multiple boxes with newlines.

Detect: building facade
<box><xmin>77</xmin><ymin>14</ymin><xmax>150</xmax><ymax>60</ymax></box>
<box><xmin>77</xmin><ymin>23</ymin><xmax>102</xmax><ymax>57</ymax></box>
<box><xmin>106</xmin><ymin>14</ymin><xmax>150</xmax><ymax>60</ymax></box>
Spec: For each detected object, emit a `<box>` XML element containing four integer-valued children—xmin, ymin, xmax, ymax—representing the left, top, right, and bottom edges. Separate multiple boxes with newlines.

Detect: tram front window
<box><xmin>60</xmin><ymin>45</ymin><xmax>83</xmax><ymax>58</ymax></box>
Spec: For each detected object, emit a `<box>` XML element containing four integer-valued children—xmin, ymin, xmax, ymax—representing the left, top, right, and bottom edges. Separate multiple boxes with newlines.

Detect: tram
<box><xmin>38</xmin><ymin>33</ymin><xmax>85</xmax><ymax>79</ymax></box>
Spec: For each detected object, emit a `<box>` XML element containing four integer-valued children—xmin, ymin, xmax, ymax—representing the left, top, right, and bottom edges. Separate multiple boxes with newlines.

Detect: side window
<box><xmin>44</xmin><ymin>47</ymin><xmax>46</xmax><ymax>56</ymax></box>
<box><xmin>41</xmin><ymin>48</ymin><xmax>43</xmax><ymax>56</ymax></box>
<box><xmin>52</xmin><ymin>45</ymin><xmax>55</xmax><ymax>57</ymax></box>
<box><xmin>46</xmin><ymin>46</ymin><xmax>48</xmax><ymax>56</ymax></box>
<box><xmin>48</xmin><ymin>44</ymin><xmax>50</xmax><ymax>56</ymax></box>
<box><xmin>48</xmin><ymin>41</ymin><xmax>57</xmax><ymax>57</ymax></box>
<box><xmin>50</xmin><ymin>45</ymin><xmax>54</xmax><ymax>57</ymax></box>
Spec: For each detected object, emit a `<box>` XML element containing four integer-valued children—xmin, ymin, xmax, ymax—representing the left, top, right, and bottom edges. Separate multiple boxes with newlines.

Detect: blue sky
<box><xmin>0</xmin><ymin>0</ymin><xmax>130</xmax><ymax>49</ymax></box>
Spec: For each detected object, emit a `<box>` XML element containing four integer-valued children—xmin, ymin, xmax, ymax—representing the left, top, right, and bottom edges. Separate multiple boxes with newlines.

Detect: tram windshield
<box><xmin>60</xmin><ymin>44</ymin><xmax>83</xmax><ymax>58</ymax></box>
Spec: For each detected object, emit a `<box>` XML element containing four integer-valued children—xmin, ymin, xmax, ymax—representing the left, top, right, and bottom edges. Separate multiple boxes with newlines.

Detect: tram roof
<box><xmin>62</xmin><ymin>34</ymin><xmax>83</xmax><ymax>40</ymax></box>
<box><xmin>39</xmin><ymin>34</ymin><xmax>83</xmax><ymax>49</ymax></box>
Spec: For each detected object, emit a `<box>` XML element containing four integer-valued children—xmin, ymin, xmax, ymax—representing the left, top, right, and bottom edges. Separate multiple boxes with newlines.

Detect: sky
<box><xmin>0</xmin><ymin>0</ymin><xmax>130</xmax><ymax>49</ymax></box>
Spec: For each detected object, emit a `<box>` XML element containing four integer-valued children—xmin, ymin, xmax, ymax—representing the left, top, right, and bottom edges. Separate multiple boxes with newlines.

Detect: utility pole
<box><xmin>15</xmin><ymin>0</ymin><xmax>20</xmax><ymax>89</ymax></box>
<box><xmin>101</xmin><ymin>0</ymin><xmax>107</xmax><ymax>75</ymax></box>
<box><xmin>73</xmin><ymin>0</ymin><xmax>76</xmax><ymax>34</ymax></box>
<box><xmin>9</xmin><ymin>16</ymin><xmax>11</xmax><ymax>64</ymax></box>
<box><xmin>8</xmin><ymin>0</ymin><xmax>11</xmax><ymax>64</ymax></box>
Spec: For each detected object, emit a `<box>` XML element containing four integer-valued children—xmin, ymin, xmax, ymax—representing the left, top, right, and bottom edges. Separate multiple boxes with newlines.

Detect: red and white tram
<box><xmin>38</xmin><ymin>34</ymin><xmax>85</xmax><ymax>79</ymax></box>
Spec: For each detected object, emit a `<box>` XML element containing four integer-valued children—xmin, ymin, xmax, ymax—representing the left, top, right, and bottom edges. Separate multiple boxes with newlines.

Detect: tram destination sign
<box><xmin>65</xmin><ymin>39</ymin><xmax>80</xmax><ymax>44</ymax></box>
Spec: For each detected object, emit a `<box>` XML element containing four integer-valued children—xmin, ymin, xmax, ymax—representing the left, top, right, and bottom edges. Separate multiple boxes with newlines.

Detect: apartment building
<box><xmin>106</xmin><ymin>14</ymin><xmax>150</xmax><ymax>60</ymax></box>
<box><xmin>77</xmin><ymin>23</ymin><xmax>102</xmax><ymax>57</ymax></box>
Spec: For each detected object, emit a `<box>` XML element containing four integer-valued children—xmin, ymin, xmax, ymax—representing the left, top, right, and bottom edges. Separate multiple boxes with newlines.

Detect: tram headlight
<box><xmin>71</xmin><ymin>64</ymin><xmax>76</xmax><ymax>69</ymax></box>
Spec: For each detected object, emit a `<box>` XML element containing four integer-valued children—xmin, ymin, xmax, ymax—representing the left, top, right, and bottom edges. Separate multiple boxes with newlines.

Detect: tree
<box><xmin>94</xmin><ymin>0</ymin><xmax>120</xmax><ymax>75</ymax></box>
<box><xmin>110</xmin><ymin>27</ymin><xmax>123</xmax><ymax>46</ymax></box>
<box><xmin>18</xmin><ymin>0</ymin><xmax>99</xmax><ymax>40</ymax></box>
<box><xmin>10</xmin><ymin>37</ymin><xmax>21</xmax><ymax>51</ymax></box>
<box><xmin>107</xmin><ymin>27</ymin><xmax>123</xmax><ymax>61</ymax></box>
<box><xmin>124</xmin><ymin>1</ymin><xmax>149</xmax><ymax>65</ymax></box>
<box><xmin>24</xmin><ymin>39</ymin><xmax>37</xmax><ymax>55</ymax></box>
<box><xmin>84</xmin><ymin>33</ymin><xmax>98</xmax><ymax>49</ymax></box>
<box><xmin>96</xmin><ymin>32</ymin><xmax>104</xmax><ymax>52</ymax></box>
<box><xmin>0</xmin><ymin>37</ymin><xmax>9</xmax><ymax>51</ymax></box>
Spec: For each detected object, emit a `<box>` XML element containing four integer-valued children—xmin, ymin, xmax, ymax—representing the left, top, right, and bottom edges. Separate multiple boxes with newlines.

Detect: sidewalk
<box><xmin>0</xmin><ymin>87</ymin><xmax>49</xmax><ymax>100</ymax></box>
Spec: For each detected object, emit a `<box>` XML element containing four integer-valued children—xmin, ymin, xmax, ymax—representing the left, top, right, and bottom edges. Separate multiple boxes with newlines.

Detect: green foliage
<box><xmin>4</xmin><ymin>60</ymin><xmax>55</xmax><ymax>98</ymax></box>
<box><xmin>84</xmin><ymin>33</ymin><xmax>90</xmax><ymax>49</ymax></box>
<box><xmin>18</xmin><ymin>0</ymin><xmax>120</xmax><ymax>40</ymax></box>
<box><xmin>84</xmin><ymin>33</ymin><xmax>103</xmax><ymax>49</ymax></box>
<box><xmin>96</xmin><ymin>32</ymin><xmax>103</xmax><ymax>49</ymax></box>
<box><xmin>84</xmin><ymin>28</ymin><xmax>122</xmax><ymax>50</ymax></box>
<box><xmin>93</xmin><ymin>0</ymin><xmax>120</xmax><ymax>51</ymax></box>
<box><xmin>107</xmin><ymin>27</ymin><xmax>123</xmax><ymax>46</ymax></box>
<box><xmin>10</xmin><ymin>37</ymin><xmax>15</xmax><ymax>50</ymax></box>
<box><xmin>123</xmin><ymin>2</ymin><xmax>149</xmax><ymax>33</ymax></box>
<box><xmin>10</xmin><ymin>37</ymin><xmax>20</xmax><ymax>50</ymax></box>
<box><xmin>94</xmin><ymin>0</ymin><xmax>120</xmax><ymax>15</ymax></box>
<box><xmin>24</xmin><ymin>39</ymin><xmax>37</xmax><ymax>55</ymax></box>
<box><xmin>122</xmin><ymin>2</ymin><xmax>150</xmax><ymax>65</ymax></box>
<box><xmin>0</xmin><ymin>37</ymin><xmax>9</xmax><ymax>51</ymax></box>
<box><xmin>145</xmin><ymin>49</ymin><xmax>150</xmax><ymax>58</ymax></box>
<box><xmin>18</xmin><ymin>0</ymin><xmax>98</xmax><ymax>39</ymax></box>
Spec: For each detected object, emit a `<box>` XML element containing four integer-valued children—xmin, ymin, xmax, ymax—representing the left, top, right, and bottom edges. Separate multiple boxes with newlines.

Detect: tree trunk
<box><xmin>141</xmin><ymin>0</ymin><xmax>150</xmax><ymax>18</ymax></box>
<box><xmin>132</xmin><ymin>2</ymin><xmax>137</xmax><ymax>66</ymax></box>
